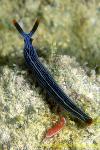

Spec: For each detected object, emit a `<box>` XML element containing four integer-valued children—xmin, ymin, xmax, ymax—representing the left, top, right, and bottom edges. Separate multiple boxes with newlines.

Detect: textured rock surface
<box><xmin>0</xmin><ymin>0</ymin><xmax>100</xmax><ymax>149</ymax></box>
<box><xmin>0</xmin><ymin>56</ymin><xmax>100</xmax><ymax>149</ymax></box>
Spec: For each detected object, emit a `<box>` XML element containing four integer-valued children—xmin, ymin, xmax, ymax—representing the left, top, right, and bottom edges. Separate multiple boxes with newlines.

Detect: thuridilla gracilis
<box><xmin>13</xmin><ymin>19</ymin><xmax>92</xmax><ymax>125</ymax></box>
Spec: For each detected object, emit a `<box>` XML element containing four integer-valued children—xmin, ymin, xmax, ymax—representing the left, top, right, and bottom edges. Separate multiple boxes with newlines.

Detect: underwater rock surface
<box><xmin>0</xmin><ymin>0</ymin><xmax>100</xmax><ymax>149</ymax></box>
<box><xmin>0</xmin><ymin>56</ymin><xmax>99</xmax><ymax>149</ymax></box>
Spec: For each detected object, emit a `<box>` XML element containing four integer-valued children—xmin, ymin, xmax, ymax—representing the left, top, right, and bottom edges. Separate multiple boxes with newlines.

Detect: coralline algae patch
<box><xmin>0</xmin><ymin>55</ymin><xmax>99</xmax><ymax>150</ymax></box>
<box><xmin>0</xmin><ymin>65</ymin><xmax>51</xmax><ymax>149</ymax></box>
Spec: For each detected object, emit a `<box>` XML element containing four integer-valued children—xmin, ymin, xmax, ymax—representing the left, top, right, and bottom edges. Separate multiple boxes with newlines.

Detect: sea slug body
<box><xmin>13</xmin><ymin>19</ymin><xmax>92</xmax><ymax>125</ymax></box>
<box><xmin>45</xmin><ymin>116</ymin><xmax>66</xmax><ymax>138</ymax></box>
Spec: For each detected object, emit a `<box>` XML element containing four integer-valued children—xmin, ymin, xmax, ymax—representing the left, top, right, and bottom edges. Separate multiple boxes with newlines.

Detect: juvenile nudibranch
<box><xmin>45</xmin><ymin>117</ymin><xmax>66</xmax><ymax>138</ymax></box>
<box><xmin>13</xmin><ymin>19</ymin><xmax>92</xmax><ymax>125</ymax></box>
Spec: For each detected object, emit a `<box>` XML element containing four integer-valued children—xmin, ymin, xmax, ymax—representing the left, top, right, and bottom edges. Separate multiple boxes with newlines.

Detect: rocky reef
<box><xmin>0</xmin><ymin>0</ymin><xmax>100</xmax><ymax>149</ymax></box>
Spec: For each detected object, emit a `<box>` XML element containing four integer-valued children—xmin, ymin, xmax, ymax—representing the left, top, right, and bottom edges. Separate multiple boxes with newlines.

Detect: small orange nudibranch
<box><xmin>45</xmin><ymin>117</ymin><xmax>66</xmax><ymax>138</ymax></box>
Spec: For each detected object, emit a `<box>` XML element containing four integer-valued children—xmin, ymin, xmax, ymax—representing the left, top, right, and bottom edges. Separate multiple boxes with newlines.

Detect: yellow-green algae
<box><xmin>0</xmin><ymin>0</ymin><xmax>100</xmax><ymax>149</ymax></box>
<box><xmin>0</xmin><ymin>0</ymin><xmax>100</xmax><ymax>71</ymax></box>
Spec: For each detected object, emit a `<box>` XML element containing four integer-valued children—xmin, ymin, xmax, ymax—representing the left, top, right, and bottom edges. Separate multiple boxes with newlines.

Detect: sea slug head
<box><xmin>13</xmin><ymin>19</ymin><xmax>39</xmax><ymax>46</ymax></box>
